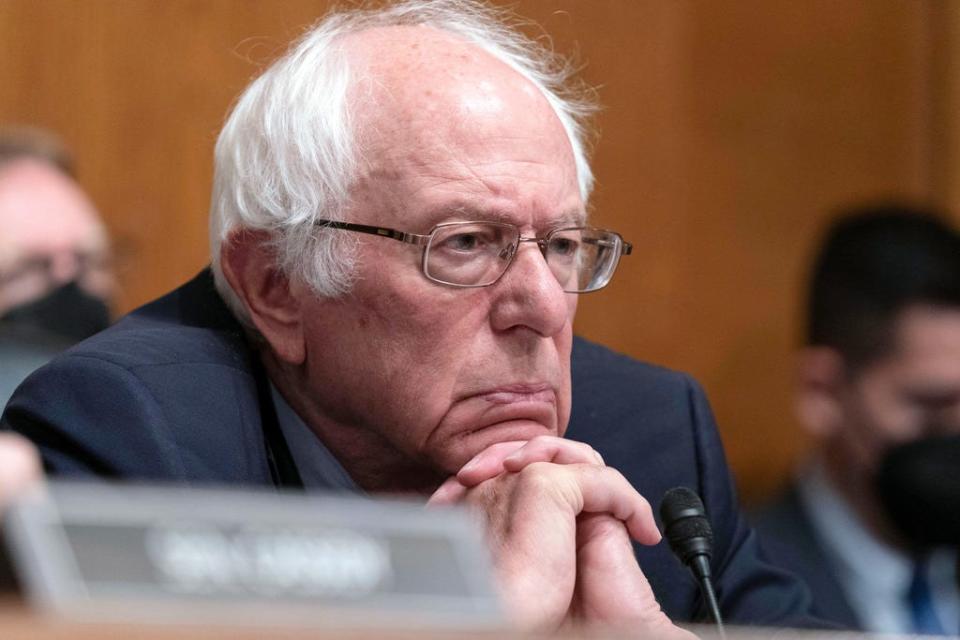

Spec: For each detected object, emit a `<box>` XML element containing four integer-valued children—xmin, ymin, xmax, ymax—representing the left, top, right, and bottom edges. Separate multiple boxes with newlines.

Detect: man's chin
<box><xmin>445</xmin><ymin>419</ymin><xmax>558</xmax><ymax>471</ymax></box>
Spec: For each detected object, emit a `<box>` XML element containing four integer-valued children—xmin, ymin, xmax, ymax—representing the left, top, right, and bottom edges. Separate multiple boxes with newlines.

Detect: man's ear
<box><xmin>795</xmin><ymin>346</ymin><xmax>847</xmax><ymax>438</ymax></box>
<box><xmin>219</xmin><ymin>230</ymin><xmax>305</xmax><ymax>365</ymax></box>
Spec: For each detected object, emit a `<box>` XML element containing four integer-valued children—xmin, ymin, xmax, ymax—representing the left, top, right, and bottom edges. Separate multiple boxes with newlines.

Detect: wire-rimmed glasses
<box><xmin>313</xmin><ymin>219</ymin><xmax>632</xmax><ymax>293</ymax></box>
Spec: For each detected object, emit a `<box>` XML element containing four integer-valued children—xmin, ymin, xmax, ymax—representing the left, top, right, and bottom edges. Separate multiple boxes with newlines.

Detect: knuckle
<box><xmin>515</xmin><ymin>461</ymin><xmax>558</xmax><ymax>490</ymax></box>
<box><xmin>601</xmin><ymin>464</ymin><xmax>628</xmax><ymax>484</ymax></box>
<box><xmin>565</xmin><ymin>438</ymin><xmax>602</xmax><ymax>461</ymax></box>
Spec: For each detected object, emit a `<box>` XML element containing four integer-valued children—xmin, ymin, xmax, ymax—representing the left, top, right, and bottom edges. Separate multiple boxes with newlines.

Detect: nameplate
<box><xmin>3</xmin><ymin>482</ymin><xmax>501</xmax><ymax>629</ymax></box>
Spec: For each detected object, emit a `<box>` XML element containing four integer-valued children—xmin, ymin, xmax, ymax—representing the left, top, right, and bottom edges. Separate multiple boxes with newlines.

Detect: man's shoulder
<box><xmin>572</xmin><ymin>336</ymin><xmax>685</xmax><ymax>383</ymax></box>
<box><xmin>1</xmin><ymin>272</ymin><xmax>271</xmax><ymax>483</ymax></box>
<box><xmin>570</xmin><ymin>336</ymin><xmax>701</xmax><ymax>431</ymax></box>
<box><xmin>63</xmin><ymin>269</ymin><xmax>250</xmax><ymax>374</ymax></box>
<box><xmin>749</xmin><ymin>482</ymin><xmax>811</xmax><ymax>537</ymax></box>
<box><xmin>567</xmin><ymin>336</ymin><xmax>707</xmax><ymax>503</ymax></box>
<box><xmin>65</xmin><ymin>314</ymin><xmax>249</xmax><ymax>374</ymax></box>
<box><xmin>748</xmin><ymin>483</ymin><xmax>861</xmax><ymax>629</ymax></box>
<box><xmin>748</xmin><ymin>483</ymin><xmax>836</xmax><ymax>589</ymax></box>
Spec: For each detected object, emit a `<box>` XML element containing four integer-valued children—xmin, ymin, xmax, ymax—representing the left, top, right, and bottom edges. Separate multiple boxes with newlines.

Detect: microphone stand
<box><xmin>690</xmin><ymin>553</ymin><xmax>725</xmax><ymax>640</ymax></box>
<box><xmin>699</xmin><ymin>573</ymin><xmax>726</xmax><ymax>640</ymax></box>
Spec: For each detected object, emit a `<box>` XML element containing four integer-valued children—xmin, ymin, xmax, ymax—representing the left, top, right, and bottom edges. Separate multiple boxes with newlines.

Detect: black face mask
<box><xmin>875</xmin><ymin>433</ymin><xmax>960</xmax><ymax>548</ymax></box>
<box><xmin>0</xmin><ymin>280</ymin><xmax>111</xmax><ymax>343</ymax></box>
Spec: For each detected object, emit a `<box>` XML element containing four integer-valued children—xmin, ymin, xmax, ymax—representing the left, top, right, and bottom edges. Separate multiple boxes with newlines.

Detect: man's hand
<box><xmin>429</xmin><ymin>436</ymin><xmax>693</xmax><ymax>638</ymax></box>
<box><xmin>0</xmin><ymin>433</ymin><xmax>42</xmax><ymax>511</ymax></box>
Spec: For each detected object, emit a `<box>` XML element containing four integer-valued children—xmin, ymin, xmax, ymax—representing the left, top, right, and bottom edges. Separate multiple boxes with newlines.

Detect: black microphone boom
<box><xmin>660</xmin><ymin>487</ymin><xmax>725</xmax><ymax>639</ymax></box>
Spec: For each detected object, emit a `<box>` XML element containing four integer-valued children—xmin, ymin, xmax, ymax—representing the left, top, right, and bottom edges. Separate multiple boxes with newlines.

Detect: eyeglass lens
<box><xmin>423</xmin><ymin>222</ymin><xmax>622</xmax><ymax>292</ymax></box>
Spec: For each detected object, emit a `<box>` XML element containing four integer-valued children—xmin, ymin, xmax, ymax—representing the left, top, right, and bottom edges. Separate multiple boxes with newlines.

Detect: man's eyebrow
<box><xmin>564</xmin><ymin>209</ymin><xmax>588</xmax><ymax>226</ymax></box>
<box><xmin>417</xmin><ymin>204</ymin><xmax>587</xmax><ymax>228</ymax></box>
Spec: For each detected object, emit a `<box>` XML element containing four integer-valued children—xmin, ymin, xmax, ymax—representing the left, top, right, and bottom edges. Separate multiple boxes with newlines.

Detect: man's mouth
<box><xmin>426</xmin><ymin>381</ymin><xmax>565</xmax><ymax>472</ymax></box>
<box><xmin>466</xmin><ymin>384</ymin><xmax>558</xmax><ymax>438</ymax></box>
<box><xmin>477</xmin><ymin>383</ymin><xmax>556</xmax><ymax>405</ymax></box>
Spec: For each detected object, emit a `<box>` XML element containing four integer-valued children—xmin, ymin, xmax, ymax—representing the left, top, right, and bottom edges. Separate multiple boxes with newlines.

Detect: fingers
<box><xmin>575</xmin><ymin>514</ymin><xmax>685</xmax><ymax>634</ymax></box>
<box><xmin>427</xmin><ymin>475</ymin><xmax>467</xmax><ymax>507</ymax></box>
<box><xmin>432</xmin><ymin>438</ymin><xmax>550</xmax><ymax>506</ymax></box>
<box><xmin>437</xmin><ymin>438</ymin><xmax>657</xmax><ymax>548</ymax></box>
<box><xmin>502</xmin><ymin>437</ymin><xmax>603</xmax><ymax>472</ymax></box>
<box><xmin>529</xmin><ymin>462</ymin><xmax>661</xmax><ymax>546</ymax></box>
<box><xmin>456</xmin><ymin>440</ymin><xmax>528</xmax><ymax>487</ymax></box>
<box><xmin>458</xmin><ymin>436</ymin><xmax>603</xmax><ymax>487</ymax></box>
<box><xmin>0</xmin><ymin>433</ymin><xmax>43</xmax><ymax>510</ymax></box>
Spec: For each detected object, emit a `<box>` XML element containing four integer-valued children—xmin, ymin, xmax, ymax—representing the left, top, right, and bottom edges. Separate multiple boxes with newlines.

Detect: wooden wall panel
<box><xmin>931</xmin><ymin>1</ymin><xmax>960</xmax><ymax>215</ymax></box>
<box><xmin>0</xmin><ymin>1</ymin><xmax>939</xmax><ymax>503</ymax></box>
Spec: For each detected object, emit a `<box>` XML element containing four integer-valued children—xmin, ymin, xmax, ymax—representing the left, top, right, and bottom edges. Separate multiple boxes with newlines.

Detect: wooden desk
<box><xmin>2</xmin><ymin>597</ymin><xmax>860</xmax><ymax>640</ymax></box>
<box><xmin>0</xmin><ymin>597</ymin><xmax>643</xmax><ymax>640</ymax></box>
<box><xmin>0</xmin><ymin>596</ymin><xmax>464</xmax><ymax>640</ymax></box>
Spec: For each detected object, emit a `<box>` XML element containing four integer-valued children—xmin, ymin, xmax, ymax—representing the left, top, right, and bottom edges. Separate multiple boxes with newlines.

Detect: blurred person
<box><xmin>0</xmin><ymin>126</ymin><xmax>114</xmax><ymax>406</ymax></box>
<box><xmin>3</xmin><ymin>1</ymin><xmax>817</xmax><ymax>632</ymax></box>
<box><xmin>751</xmin><ymin>205</ymin><xmax>960</xmax><ymax>634</ymax></box>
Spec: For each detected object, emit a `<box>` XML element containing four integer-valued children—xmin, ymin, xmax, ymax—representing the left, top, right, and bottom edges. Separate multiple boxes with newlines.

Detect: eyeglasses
<box><xmin>0</xmin><ymin>251</ymin><xmax>113</xmax><ymax>290</ymax></box>
<box><xmin>313</xmin><ymin>219</ymin><xmax>632</xmax><ymax>293</ymax></box>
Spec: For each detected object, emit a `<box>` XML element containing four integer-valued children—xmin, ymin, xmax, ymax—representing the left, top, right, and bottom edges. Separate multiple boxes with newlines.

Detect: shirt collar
<box><xmin>797</xmin><ymin>458</ymin><xmax>959</xmax><ymax>634</ymax></box>
<box><xmin>269</xmin><ymin>382</ymin><xmax>361</xmax><ymax>493</ymax></box>
<box><xmin>798</xmin><ymin>458</ymin><xmax>913</xmax><ymax>590</ymax></box>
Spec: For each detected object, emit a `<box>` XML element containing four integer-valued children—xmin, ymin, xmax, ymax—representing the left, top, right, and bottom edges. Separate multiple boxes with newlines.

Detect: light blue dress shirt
<box><xmin>270</xmin><ymin>383</ymin><xmax>361</xmax><ymax>493</ymax></box>
<box><xmin>797</xmin><ymin>459</ymin><xmax>959</xmax><ymax>635</ymax></box>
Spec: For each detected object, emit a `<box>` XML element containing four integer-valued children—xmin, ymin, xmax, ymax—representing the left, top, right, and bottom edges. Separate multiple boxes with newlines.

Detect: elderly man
<box><xmin>3</xmin><ymin>1</ymin><xmax>813</xmax><ymax>632</ymax></box>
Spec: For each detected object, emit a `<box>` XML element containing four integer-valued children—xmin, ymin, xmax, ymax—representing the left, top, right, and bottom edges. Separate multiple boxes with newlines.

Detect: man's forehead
<box><xmin>344</xmin><ymin>25</ymin><xmax>546</xmax><ymax>132</ymax></box>
<box><xmin>343</xmin><ymin>25</ymin><xmax>505</xmax><ymax>80</ymax></box>
<box><xmin>414</xmin><ymin>203</ymin><xmax>587</xmax><ymax>229</ymax></box>
<box><xmin>340</xmin><ymin>25</ymin><xmax>581</xmax><ymax>230</ymax></box>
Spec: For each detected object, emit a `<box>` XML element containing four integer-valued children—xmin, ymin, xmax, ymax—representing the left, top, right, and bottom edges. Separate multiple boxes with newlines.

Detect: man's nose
<box><xmin>488</xmin><ymin>243</ymin><xmax>572</xmax><ymax>336</ymax></box>
<box><xmin>47</xmin><ymin>250</ymin><xmax>82</xmax><ymax>284</ymax></box>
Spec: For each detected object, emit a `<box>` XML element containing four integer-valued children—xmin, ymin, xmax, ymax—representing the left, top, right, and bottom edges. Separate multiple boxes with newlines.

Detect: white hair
<box><xmin>209</xmin><ymin>0</ymin><xmax>598</xmax><ymax>320</ymax></box>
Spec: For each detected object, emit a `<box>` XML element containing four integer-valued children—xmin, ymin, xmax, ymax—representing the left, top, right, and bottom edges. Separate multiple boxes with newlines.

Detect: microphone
<box><xmin>660</xmin><ymin>487</ymin><xmax>725</xmax><ymax>638</ymax></box>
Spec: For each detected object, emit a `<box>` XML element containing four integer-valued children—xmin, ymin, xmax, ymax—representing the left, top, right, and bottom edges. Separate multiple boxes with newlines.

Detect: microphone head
<box><xmin>660</xmin><ymin>487</ymin><xmax>713</xmax><ymax>565</ymax></box>
<box><xmin>660</xmin><ymin>486</ymin><xmax>707</xmax><ymax>523</ymax></box>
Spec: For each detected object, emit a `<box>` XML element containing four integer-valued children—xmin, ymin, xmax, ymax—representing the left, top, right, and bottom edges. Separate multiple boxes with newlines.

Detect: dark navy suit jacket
<box><xmin>2</xmin><ymin>270</ymin><xmax>817</xmax><ymax>627</ymax></box>
<box><xmin>750</xmin><ymin>484</ymin><xmax>861</xmax><ymax>629</ymax></box>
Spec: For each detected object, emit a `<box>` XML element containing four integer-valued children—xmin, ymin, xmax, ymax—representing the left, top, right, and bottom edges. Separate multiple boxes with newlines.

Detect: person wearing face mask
<box><xmin>0</xmin><ymin>126</ymin><xmax>115</xmax><ymax>407</ymax></box>
<box><xmin>750</xmin><ymin>205</ymin><xmax>960</xmax><ymax>635</ymax></box>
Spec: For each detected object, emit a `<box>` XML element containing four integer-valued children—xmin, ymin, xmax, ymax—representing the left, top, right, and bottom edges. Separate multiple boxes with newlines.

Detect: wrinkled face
<box><xmin>295</xmin><ymin>28</ymin><xmax>582</xmax><ymax>476</ymax></box>
<box><xmin>0</xmin><ymin>159</ymin><xmax>112</xmax><ymax>314</ymax></box>
<box><xmin>835</xmin><ymin>304</ymin><xmax>960</xmax><ymax>475</ymax></box>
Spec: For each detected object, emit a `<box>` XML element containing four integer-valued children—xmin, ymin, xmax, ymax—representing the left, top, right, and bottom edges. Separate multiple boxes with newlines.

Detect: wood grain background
<box><xmin>2</xmin><ymin>0</ymin><xmax>957</xmax><ymax>504</ymax></box>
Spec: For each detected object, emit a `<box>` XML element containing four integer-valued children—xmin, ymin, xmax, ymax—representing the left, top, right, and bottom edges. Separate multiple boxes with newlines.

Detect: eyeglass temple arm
<box><xmin>582</xmin><ymin>236</ymin><xmax>633</xmax><ymax>255</ymax></box>
<box><xmin>313</xmin><ymin>220</ymin><xmax>430</xmax><ymax>245</ymax></box>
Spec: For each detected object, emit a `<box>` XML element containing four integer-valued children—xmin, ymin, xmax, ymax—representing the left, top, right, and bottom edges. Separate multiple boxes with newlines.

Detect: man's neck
<box><xmin>820</xmin><ymin>446</ymin><xmax>910</xmax><ymax>551</ymax></box>
<box><xmin>260</xmin><ymin>351</ymin><xmax>446</xmax><ymax>495</ymax></box>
